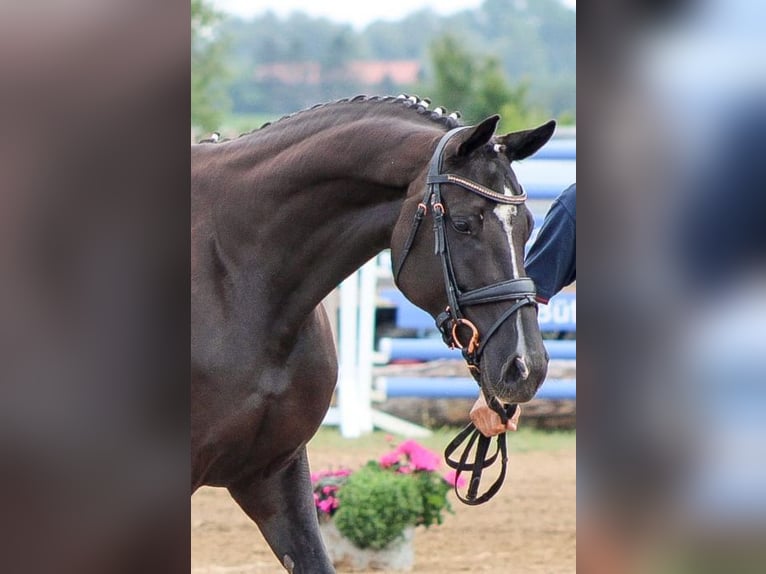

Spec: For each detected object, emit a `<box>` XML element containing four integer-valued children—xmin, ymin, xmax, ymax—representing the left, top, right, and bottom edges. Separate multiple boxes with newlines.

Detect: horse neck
<box><xmin>211</xmin><ymin>120</ymin><xmax>441</xmax><ymax>345</ymax></box>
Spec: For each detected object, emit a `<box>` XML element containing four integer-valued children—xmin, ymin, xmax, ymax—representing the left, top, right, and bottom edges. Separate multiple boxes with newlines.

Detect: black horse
<box><xmin>191</xmin><ymin>95</ymin><xmax>554</xmax><ymax>572</ymax></box>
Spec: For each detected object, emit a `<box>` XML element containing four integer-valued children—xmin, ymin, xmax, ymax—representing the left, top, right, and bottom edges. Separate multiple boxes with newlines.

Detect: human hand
<box><xmin>469</xmin><ymin>393</ymin><xmax>521</xmax><ymax>437</ymax></box>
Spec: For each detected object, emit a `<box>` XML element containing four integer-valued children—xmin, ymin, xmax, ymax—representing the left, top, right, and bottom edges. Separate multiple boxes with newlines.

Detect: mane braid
<box><xmin>224</xmin><ymin>95</ymin><xmax>461</xmax><ymax>141</ymax></box>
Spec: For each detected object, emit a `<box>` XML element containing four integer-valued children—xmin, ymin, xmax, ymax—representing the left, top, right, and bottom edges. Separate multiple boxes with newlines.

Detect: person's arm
<box><xmin>469</xmin><ymin>392</ymin><xmax>521</xmax><ymax>437</ymax></box>
<box><xmin>525</xmin><ymin>183</ymin><xmax>576</xmax><ymax>302</ymax></box>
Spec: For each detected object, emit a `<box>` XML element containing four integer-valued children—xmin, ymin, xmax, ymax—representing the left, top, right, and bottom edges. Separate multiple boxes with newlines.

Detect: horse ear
<box><xmin>455</xmin><ymin>115</ymin><xmax>500</xmax><ymax>157</ymax></box>
<box><xmin>498</xmin><ymin>119</ymin><xmax>557</xmax><ymax>161</ymax></box>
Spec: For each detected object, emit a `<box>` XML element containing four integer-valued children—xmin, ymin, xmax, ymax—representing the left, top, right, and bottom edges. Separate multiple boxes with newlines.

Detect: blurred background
<box><xmin>191</xmin><ymin>0</ymin><xmax>576</xmax><ymax>139</ymax></box>
<box><xmin>577</xmin><ymin>1</ymin><xmax>766</xmax><ymax>573</ymax></box>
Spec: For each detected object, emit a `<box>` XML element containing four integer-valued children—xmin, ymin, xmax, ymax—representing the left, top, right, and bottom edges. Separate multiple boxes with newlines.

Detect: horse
<box><xmin>191</xmin><ymin>95</ymin><xmax>554</xmax><ymax>572</ymax></box>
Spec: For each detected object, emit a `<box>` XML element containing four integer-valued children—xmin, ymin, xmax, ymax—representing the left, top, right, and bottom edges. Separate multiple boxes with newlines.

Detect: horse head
<box><xmin>392</xmin><ymin>116</ymin><xmax>556</xmax><ymax>405</ymax></box>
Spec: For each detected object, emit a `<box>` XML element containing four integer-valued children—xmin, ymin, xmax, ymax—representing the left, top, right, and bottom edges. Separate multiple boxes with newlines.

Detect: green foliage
<box><xmin>413</xmin><ymin>471</ymin><xmax>452</xmax><ymax>528</ymax></box>
<box><xmin>325</xmin><ymin>440</ymin><xmax>455</xmax><ymax>549</ymax></box>
<box><xmin>191</xmin><ymin>0</ymin><xmax>230</xmax><ymax>131</ymax></box>
<box><xmin>499</xmin><ymin>96</ymin><xmax>548</xmax><ymax>133</ymax></box>
<box><xmin>557</xmin><ymin>110</ymin><xmax>576</xmax><ymax>126</ymax></box>
<box><xmin>429</xmin><ymin>33</ymin><xmax>545</xmax><ymax>130</ymax></box>
<box><xmin>429</xmin><ymin>34</ymin><xmax>474</xmax><ymax>113</ymax></box>
<box><xmin>334</xmin><ymin>462</ymin><xmax>422</xmax><ymax>550</ymax></box>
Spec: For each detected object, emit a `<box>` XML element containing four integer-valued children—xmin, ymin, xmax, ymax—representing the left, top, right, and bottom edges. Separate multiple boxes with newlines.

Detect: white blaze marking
<box><xmin>515</xmin><ymin>312</ymin><xmax>527</xmax><ymax>357</ymax></box>
<box><xmin>497</xmin><ymin>183</ymin><xmax>528</xmax><ymax>357</ymax></box>
<box><xmin>495</xmin><ymin>184</ymin><xmax>520</xmax><ymax>279</ymax></box>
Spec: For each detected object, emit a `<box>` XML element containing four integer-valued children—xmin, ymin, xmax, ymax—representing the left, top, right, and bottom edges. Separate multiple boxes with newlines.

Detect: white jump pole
<box><xmin>337</xmin><ymin>271</ymin><xmax>361</xmax><ymax>438</ymax></box>
<box><xmin>355</xmin><ymin>257</ymin><xmax>378</xmax><ymax>434</ymax></box>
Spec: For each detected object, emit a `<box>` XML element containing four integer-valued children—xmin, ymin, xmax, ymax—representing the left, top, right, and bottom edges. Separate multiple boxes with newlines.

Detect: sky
<box><xmin>210</xmin><ymin>0</ymin><xmax>575</xmax><ymax>30</ymax></box>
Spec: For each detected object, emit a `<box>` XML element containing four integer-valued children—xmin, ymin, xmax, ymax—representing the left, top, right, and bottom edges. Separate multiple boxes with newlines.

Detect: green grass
<box><xmin>309</xmin><ymin>425</ymin><xmax>574</xmax><ymax>455</ymax></box>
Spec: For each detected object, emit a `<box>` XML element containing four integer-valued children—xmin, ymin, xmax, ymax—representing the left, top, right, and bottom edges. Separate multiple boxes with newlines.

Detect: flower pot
<box><xmin>318</xmin><ymin>520</ymin><xmax>415</xmax><ymax>571</ymax></box>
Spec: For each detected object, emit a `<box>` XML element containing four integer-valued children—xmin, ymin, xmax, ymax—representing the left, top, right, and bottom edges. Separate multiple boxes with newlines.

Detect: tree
<box><xmin>192</xmin><ymin>0</ymin><xmax>230</xmax><ymax>132</ymax></box>
<box><xmin>428</xmin><ymin>34</ymin><xmax>543</xmax><ymax>130</ymax></box>
<box><xmin>429</xmin><ymin>34</ymin><xmax>473</xmax><ymax>113</ymax></box>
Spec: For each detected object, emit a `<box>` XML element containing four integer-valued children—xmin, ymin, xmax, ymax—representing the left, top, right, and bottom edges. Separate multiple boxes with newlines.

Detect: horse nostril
<box><xmin>499</xmin><ymin>354</ymin><xmax>530</xmax><ymax>382</ymax></box>
<box><xmin>515</xmin><ymin>356</ymin><xmax>530</xmax><ymax>380</ymax></box>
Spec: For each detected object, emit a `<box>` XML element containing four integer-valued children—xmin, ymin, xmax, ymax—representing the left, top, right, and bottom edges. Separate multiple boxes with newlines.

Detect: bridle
<box><xmin>393</xmin><ymin>126</ymin><xmax>539</xmax><ymax>383</ymax></box>
<box><xmin>393</xmin><ymin>126</ymin><xmax>538</xmax><ymax>505</ymax></box>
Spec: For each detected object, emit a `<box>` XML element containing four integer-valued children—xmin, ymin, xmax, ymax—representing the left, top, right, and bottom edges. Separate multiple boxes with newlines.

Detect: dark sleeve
<box><xmin>524</xmin><ymin>184</ymin><xmax>576</xmax><ymax>302</ymax></box>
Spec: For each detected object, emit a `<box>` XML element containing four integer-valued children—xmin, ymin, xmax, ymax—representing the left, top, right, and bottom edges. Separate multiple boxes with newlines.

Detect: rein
<box><xmin>393</xmin><ymin>126</ymin><xmax>538</xmax><ymax>505</ymax></box>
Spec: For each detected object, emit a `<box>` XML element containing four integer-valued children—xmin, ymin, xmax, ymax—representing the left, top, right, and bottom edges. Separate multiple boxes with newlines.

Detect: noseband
<box><xmin>393</xmin><ymin>127</ymin><xmax>538</xmax><ymax>505</ymax></box>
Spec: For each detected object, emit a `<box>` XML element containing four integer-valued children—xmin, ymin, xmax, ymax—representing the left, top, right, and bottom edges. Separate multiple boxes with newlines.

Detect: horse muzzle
<box><xmin>484</xmin><ymin>349</ymin><xmax>548</xmax><ymax>404</ymax></box>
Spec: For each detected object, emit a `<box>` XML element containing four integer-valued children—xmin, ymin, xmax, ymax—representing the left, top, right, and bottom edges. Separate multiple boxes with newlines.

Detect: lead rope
<box><xmin>444</xmin><ymin>399</ymin><xmax>517</xmax><ymax>505</ymax></box>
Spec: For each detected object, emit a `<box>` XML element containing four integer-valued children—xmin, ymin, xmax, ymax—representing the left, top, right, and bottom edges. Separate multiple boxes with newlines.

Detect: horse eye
<box><xmin>451</xmin><ymin>218</ymin><xmax>472</xmax><ymax>234</ymax></box>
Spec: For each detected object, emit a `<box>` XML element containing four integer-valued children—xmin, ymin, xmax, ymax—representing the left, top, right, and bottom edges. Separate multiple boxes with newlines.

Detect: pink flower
<box><xmin>443</xmin><ymin>470</ymin><xmax>467</xmax><ymax>489</ymax></box>
<box><xmin>379</xmin><ymin>451</ymin><xmax>401</xmax><ymax>467</ymax></box>
<box><xmin>398</xmin><ymin>440</ymin><xmax>440</xmax><ymax>471</ymax></box>
<box><xmin>312</xmin><ymin>468</ymin><xmax>352</xmax><ymax>484</ymax></box>
<box><xmin>322</xmin><ymin>485</ymin><xmax>337</xmax><ymax>495</ymax></box>
<box><xmin>317</xmin><ymin>498</ymin><xmax>335</xmax><ymax>513</ymax></box>
<box><xmin>397</xmin><ymin>464</ymin><xmax>414</xmax><ymax>474</ymax></box>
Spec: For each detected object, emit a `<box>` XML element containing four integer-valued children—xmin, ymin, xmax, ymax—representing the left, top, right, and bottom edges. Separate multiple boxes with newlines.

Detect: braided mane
<box><xmin>198</xmin><ymin>95</ymin><xmax>462</xmax><ymax>143</ymax></box>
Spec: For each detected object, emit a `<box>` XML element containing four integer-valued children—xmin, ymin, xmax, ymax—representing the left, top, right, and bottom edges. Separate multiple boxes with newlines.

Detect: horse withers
<box><xmin>191</xmin><ymin>95</ymin><xmax>554</xmax><ymax>572</ymax></box>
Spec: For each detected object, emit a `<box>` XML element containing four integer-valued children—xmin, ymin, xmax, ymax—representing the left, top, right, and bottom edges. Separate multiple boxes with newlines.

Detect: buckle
<box><xmin>451</xmin><ymin>318</ymin><xmax>479</xmax><ymax>355</ymax></box>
